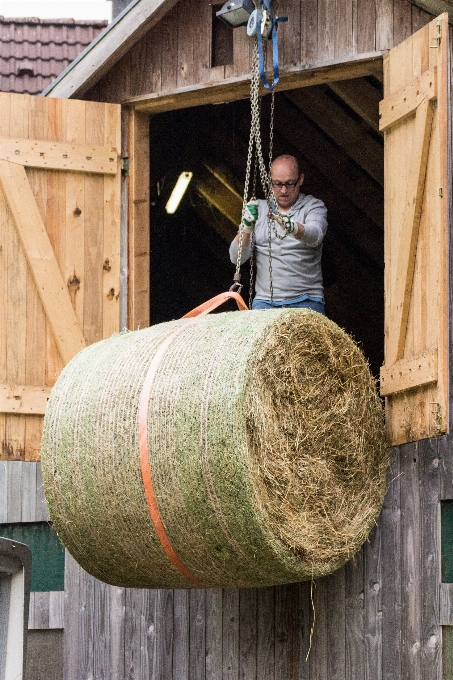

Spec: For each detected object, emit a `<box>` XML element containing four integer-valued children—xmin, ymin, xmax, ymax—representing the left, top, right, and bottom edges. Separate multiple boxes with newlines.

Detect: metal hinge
<box><xmin>121</xmin><ymin>156</ymin><xmax>130</xmax><ymax>176</ymax></box>
<box><xmin>431</xmin><ymin>18</ymin><xmax>442</xmax><ymax>48</ymax></box>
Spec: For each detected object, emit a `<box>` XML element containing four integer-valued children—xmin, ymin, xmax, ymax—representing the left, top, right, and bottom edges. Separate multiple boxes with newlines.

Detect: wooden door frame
<box><xmin>124</xmin><ymin>54</ymin><xmax>384</xmax><ymax>331</ymax></box>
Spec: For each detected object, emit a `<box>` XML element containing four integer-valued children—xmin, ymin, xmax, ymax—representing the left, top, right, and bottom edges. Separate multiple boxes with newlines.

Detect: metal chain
<box><xmin>233</xmin><ymin>37</ymin><xmax>289</xmax><ymax>305</ymax></box>
<box><xmin>269</xmin><ymin>90</ymin><xmax>275</xmax><ymax>168</ymax></box>
<box><xmin>233</xmin><ymin>45</ymin><xmax>261</xmax><ymax>289</ymax></box>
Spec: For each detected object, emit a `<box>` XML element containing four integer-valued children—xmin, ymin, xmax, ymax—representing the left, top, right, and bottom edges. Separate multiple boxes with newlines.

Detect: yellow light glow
<box><xmin>165</xmin><ymin>172</ymin><xmax>193</xmax><ymax>214</ymax></box>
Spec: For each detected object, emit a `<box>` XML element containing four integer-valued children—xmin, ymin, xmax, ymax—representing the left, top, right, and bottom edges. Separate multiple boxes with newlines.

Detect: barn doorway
<box><xmin>148</xmin><ymin>77</ymin><xmax>384</xmax><ymax>375</ymax></box>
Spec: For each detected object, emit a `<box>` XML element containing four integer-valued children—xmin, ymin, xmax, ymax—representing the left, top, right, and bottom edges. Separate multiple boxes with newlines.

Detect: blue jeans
<box><xmin>252</xmin><ymin>298</ymin><xmax>325</xmax><ymax>315</ymax></box>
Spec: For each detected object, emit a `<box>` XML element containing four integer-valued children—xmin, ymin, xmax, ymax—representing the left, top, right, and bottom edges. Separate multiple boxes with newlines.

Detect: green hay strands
<box><xmin>41</xmin><ymin>309</ymin><xmax>388</xmax><ymax>589</ymax></box>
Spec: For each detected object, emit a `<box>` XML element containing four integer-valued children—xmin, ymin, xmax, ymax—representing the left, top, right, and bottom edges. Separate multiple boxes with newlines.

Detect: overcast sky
<box><xmin>0</xmin><ymin>0</ymin><xmax>112</xmax><ymax>21</ymax></box>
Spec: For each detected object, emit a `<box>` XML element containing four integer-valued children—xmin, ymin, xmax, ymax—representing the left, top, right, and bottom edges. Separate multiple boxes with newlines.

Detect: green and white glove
<box><xmin>241</xmin><ymin>200</ymin><xmax>259</xmax><ymax>234</ymax></box>
<box><xmin>281</xmin><ymin>214</ymin><xmax>297</xmax><ymax>235</ymax></box>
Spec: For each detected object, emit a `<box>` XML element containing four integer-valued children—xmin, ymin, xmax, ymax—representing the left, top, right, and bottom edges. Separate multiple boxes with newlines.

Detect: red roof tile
<box><xmin>0</xmin><ymin>16</ymin><xmax>108</xmax><ymax>95</ymax></box>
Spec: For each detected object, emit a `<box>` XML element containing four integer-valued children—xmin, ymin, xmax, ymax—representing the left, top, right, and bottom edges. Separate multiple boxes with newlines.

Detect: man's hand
<box><xmin>280</xmin><ymin>214</ymin><xmax>297</xmax><ymax>235</ymax></box>
<box><xmin>242</xmin><ymin>200</ymin><xmax>259</xmax><ymax>234</ymax></box>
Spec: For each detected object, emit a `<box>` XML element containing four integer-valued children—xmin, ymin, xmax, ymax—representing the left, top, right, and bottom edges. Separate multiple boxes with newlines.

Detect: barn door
<box><xmin>0</xmin><ymin>94</ymin><xmax>121</xmax><ymax>460</ymax></box>
<box><xmin>379</xmin><ymin>14</ymin><xmax>449</xmax><ymax>446</ymax></box>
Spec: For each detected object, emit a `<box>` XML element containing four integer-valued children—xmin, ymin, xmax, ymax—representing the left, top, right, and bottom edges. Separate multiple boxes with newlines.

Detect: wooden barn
<box><xmin>2</xmin><ymin>0</ymin><xmax>453</xmax><ymax>677</ymax></box>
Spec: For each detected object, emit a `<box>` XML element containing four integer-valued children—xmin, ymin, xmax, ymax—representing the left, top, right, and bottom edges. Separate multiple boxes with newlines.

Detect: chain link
<box><xmin>234</xmin><ymin>38</ymin><xmax>290</xmax><ymax>306</ymax></box>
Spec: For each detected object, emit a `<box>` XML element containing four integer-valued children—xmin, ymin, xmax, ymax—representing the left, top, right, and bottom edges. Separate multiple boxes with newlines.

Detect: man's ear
<box><xmin>299</xmin><ymin>173</ymin><xmax>305</xmax><ymax>185</ymax></box>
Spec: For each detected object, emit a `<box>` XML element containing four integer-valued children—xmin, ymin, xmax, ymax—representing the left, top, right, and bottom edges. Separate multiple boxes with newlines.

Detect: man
<box><xmin>229</xmin><ymin>154</ymin><xmax>327</xmax><ymax>314</ymax></box>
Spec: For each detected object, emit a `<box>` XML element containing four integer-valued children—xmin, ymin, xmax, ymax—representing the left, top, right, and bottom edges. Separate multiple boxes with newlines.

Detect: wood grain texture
<box><xmin>420</xmin><ymin>438</ymin><xmax>441</xmax><ymax>679</ymax></box>
<box><xmin>63</xmin><ymin>552</ymin><xmax>81</xmax><ymax>680</ymax></box>
<box><xmin>345</xmin><ymin>551</ymin><xmax>365</xmax><ymax>679</ymax></box>
<box><xmin>109</xmin><ymin>586</ymin><xmax>126</xmax><ymax>680</ymax></box>
<box><xmin>44</xmin><ymin>0</ymin><xmax>181</xmax><ymax>98</ymax></box>
<box><xmin>128</xmin><ymin>110</ymin><xmax>150</xmax><ymax>330</ymax></box>
<box><xmin>0</xmin><ymin>159</ymin><xmax>87</xmax><ymax>364</ymax></box>
<box><xmin>382</xmin><ymin>15</ymin><xmax>449</xmax><ymax>445</ymax></box>
<box><xmin>206</xmin><ymin>589</ymin><xmax>223</xmax><ymax>680</ymax></box>
<box><xmin>0</xmin><ymin>461</ymin><xmax>49</xmax><ymax>522</ymax></box>
<box><xmin>173</xmin><ymin>590</ymin><xmax>189</xmax><ymax>680</ymax></box>
<box><xmin>238</xmin><ymin>589</ymin><xmax>257</xmax><ymax>680</ymax></box>
<box><xmin>0</xmin><ymin>385</ymin><xmax>51</xmax><ymax>414</ymax></box>
<box><xmin>28</xmin><ymin>591</ymin><xmax>64</xmax><ymax>630</ymax></box>
<box><xmin>0</xmin><ymin>94</ymin><xmax>121</xmax><ymax>462</ymax></box>
<box><xmin>380</xmin><ymin>349</ymin><xmax>438</xmax><ymax>396</ymax></box>
<box><xmin>189</xmin><ymin>590</ymin><xmax>206</xmax><ymax>680</ymax></box>
<box><xmin>60</xmin><ymin>435</ymin><xmax>452</xmax><ymax>680</ymax></box>
<box><xmin>222</xmin><ymin>589</ymin><xmax>239</xmax><ymax>680</ymax></box>
<box><xmin>400</xmin><ymin>442</ymin><xmax>422</xmax><ymax>680</ymax></box>
<box><xmin>364</xmin><ymin>524</ymin><xmax>383</xmax><ymax>680</ymax></box>
<box><xmin>0</xmin><ymin>137</ymin><xmax>118</xmax><ymax>174</ymax></box>
<box><xmin>256</xmin><ymin>587</ymin><xmax>274</xmax><ymax>680</ymax></box>
<box><xmin>128</xmin><ymin>54</ymin><xmax>384</xmax><ymax>112</ymax></box>
<box><xmin>326</xmin><ymin>569</ymin><xmax>346</xmax><ymax>680</ymax></box>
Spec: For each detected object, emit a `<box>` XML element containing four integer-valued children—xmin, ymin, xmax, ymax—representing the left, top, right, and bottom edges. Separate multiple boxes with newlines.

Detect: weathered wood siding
<box><xmin>85</xmin><ymin>0</ymin><xmax>433</xmax><ymax>104</ymax></box>
<box><xmin>0</xmin><ymin>460</ymin><xmax>49</xmax><ymax>523</ymax></box>
<box><xmin>63</xmin><ymin>437</ymin><xmax>450</xmax><ymax>680</ymax></box>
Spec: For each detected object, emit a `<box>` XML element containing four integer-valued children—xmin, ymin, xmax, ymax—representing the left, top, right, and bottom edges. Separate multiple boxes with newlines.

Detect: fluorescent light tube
<box><xmin>165</xmin><ymin>172</ymin><xmax>193</xmax><ymax>214</ymax></box>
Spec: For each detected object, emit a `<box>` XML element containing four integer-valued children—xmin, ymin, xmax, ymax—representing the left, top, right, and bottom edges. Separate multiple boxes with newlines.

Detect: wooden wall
<box><xmin>85</xmin><ymin>0</ymin><xmax>433</xmax><ymax>105</ymax></box>
<box><xmin>63</xmin><ymin>436</ymin><xmax>453</xmax><ymax>680</ymax></box>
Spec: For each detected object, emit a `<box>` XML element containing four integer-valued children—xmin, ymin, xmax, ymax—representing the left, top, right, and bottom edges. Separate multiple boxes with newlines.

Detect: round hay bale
<box><xmin>41</xmin><ymin>309</ymin><xmax>388</xmax><ymax>589</ymax></box>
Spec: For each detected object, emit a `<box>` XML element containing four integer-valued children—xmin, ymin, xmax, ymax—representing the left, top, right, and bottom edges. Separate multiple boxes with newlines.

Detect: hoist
<box><xmin>216</xmin><ymin>1</ymin><xmax>290</xmax><ymax>305</ymax></box>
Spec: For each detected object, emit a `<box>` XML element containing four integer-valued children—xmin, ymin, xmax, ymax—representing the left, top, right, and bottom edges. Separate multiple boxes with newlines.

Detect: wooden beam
<box><xmin>408</xmin><ymin>0</ymin><xmax>453</xmax><ymax>22</ymax></box>
<box><xmin>190</xmin><ymin>199</ymin><xmax>237</xmax><ymax>244</ymax></box>
<box><xmin>380</xmin><ymin>350</ymin><xmax>438</xmax><ymax>396</ymax></box>
<box><xmin>193</xmin><ymin>163</ymin><xmax>243</xmax><ymax>226</ymax></box>
<box><xmin>328</xmin><ymin>78</ymin><xmax>382</xmax><ymax>132</ymax></box>
<box><xmin>0</xmin><ymin>385</ymin><xmax>51</xmax><ymax>414</ymax></box>
<box><xmin>0</xmin><ymin>159</ymin><xmax>86</xmax><ymax>365</ymax></box>
<box><xmin>42</xmin><ymin>0</ymin><xmax>180</xmax><ymax>99</ymax></box>
<box><xmin>267</xmin><ymin>94</ymin><xmax>384</xmax><ymax>230</ymax></box>
<box><xmin>379</xmin><ymin>68</ymin><xmax>437</xmax><ymax>132</ymax></box>
<box><xmin>128</xmin><ymin>109</ymin><xmax>150</xmax><ymax>330</ymax></box>
<box><xmin>127</xmin><ymin>53</ymin><xmax>384</xmax><ymax>113</ymax></box>
<box><xmin>286</xmin><ymin>86</ymin><xmax>384</xmax><ymax>185</ymax></box>
<box><xmin>386</xmin><ymin>96</ymin><xmax>434</xmax><ymax>366</ymax></box>
<box><xmin>0</xmin><ymin>137</ymin><xmax>119</xmax><ymax>175</ymax></box>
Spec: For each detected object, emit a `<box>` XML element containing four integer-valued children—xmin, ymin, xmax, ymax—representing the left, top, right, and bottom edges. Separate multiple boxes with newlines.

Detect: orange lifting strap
<box><xmin>138</xmin><ymin>291</ymin><xmax>248</xmax><ymax>585</ymax></box>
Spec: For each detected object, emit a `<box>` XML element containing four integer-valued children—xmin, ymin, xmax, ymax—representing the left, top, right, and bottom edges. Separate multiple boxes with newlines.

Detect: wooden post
<box><xmin>127</xmin><ymin>109</ymin><xmax>150</xmax><ymax>330</ymax></box>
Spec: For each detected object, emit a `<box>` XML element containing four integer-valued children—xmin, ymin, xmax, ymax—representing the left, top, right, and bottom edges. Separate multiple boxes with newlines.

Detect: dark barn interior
<box><xmin>149</xmin><ymin>77</ymin><xmax>384</xmax><ymax>375</ymax></box>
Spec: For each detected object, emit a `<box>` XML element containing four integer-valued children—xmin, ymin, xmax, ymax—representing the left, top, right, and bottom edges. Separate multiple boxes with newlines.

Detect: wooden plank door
<box><xmin>379</xmin><ymin>14</ymin><xmax>449</xmax><ymax>446</ymax></box>
<box><xmin>0</xmin><ymin>94</ymin><xmax>121</xmax><ymax>461</ymax></box>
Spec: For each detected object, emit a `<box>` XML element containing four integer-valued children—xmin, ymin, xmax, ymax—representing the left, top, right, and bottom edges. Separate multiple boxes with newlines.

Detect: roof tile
<box><xmin>0</xmin><ymin>16</ymin><xmax>107</xmax><ymax>94</ymax></box>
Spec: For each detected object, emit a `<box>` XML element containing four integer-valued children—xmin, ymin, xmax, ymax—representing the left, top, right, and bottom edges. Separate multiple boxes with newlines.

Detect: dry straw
<box><xmin>41</xmin><ymin>309</ymin><xmax>388</xmax><ymax>589</ymax></box>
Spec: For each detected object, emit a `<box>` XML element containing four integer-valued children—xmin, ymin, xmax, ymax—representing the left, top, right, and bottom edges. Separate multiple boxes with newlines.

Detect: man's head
<box><xmin>270</xmin><ymin>155</ymin><xmax>304</xmax><ymax>211</ymax></box>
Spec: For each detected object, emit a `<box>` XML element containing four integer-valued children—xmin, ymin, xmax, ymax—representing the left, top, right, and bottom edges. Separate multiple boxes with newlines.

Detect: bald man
<box><xmin>229</xmin><ymin>154</ymin><xmax>328</xmax><ymax>314</ymax></box>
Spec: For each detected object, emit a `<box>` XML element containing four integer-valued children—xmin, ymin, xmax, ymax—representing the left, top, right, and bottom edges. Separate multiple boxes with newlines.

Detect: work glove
<box><xmin>241</xmin><ymin>200</ymin><xmax>259</xmax><ymax>234</ymax></box>
<box><xmin>280</xmin><ymin>214</ymin><xmax>297</xmax><ymax>235</ymax></box>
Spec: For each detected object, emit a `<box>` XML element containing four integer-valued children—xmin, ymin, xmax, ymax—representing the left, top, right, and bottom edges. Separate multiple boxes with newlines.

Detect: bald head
<box><xmin>271</xmin><ymin>155</ymin><xmax>302</xmax><ymax>176</ymax></box>
<box><xmin>270</xmin><ymin>155</ymin><xmax>305</xmax><ymax>211</ymax></box>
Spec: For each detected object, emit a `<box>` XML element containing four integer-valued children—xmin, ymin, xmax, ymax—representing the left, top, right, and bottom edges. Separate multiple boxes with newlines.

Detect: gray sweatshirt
<box><xmin>229</xmin><ymin>193</ymin><xmax>328</xmax><ymax>300</ymax></box>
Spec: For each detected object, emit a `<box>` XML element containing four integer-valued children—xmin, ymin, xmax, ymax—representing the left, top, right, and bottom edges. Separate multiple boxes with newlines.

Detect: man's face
<box><xmin>271</xmin><ymin>160</ymin><xmax>304</xmax><ymax>211</ymax></box>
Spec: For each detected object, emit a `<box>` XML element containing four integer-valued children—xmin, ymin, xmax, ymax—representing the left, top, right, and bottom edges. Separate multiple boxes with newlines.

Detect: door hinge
<box><xmin>431</xmin><ymin>18</ymin><xmax>442</xmax><ymax>48</ymax></box>
<box><xmin>121</xmin><ymin>156</ymin><xmax>130</xmax><ymax>176</ymax></box>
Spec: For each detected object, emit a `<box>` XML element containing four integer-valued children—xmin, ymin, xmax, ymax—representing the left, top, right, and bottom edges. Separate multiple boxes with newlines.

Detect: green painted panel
<box><xmin>443</xmin><ymin>626</ymin><xmax>453</xmax><ymax>680</ymax></box>
<box><xmin>0</xmin><ymin>523</ymin><xmax>64</xmax><ymax>591</ymax></box>
<box><xmin>442</xmin><ymin>502</ymin><xmax>453</xmax><ymax>583</ymax></box>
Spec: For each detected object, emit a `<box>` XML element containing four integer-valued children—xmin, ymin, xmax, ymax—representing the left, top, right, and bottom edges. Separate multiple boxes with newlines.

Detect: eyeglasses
<box><xmin>271</xmin><ymin>179</ymin><xmax>300</xmax><ymax>188</ymax></box>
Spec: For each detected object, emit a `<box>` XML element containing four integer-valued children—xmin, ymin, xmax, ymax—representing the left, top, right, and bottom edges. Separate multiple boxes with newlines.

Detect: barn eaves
<box><xmin>42</xmin><ymin>0</ymin><xmax>179</xmax><ymax>99</ymax></box>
